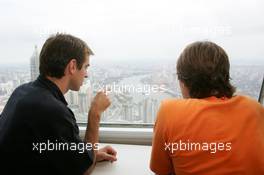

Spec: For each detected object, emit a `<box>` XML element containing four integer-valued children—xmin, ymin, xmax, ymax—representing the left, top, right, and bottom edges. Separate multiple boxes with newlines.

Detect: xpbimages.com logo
<box><xmin>165</xmin><ymin>140</ymin><xmax>232</xmax><ymax>154</ymax></box>
<box><xmin>93</xmin><ymin>82</ymin><xmax>166</xmax><ymax>95</ymax></box>
<box><xmin>32</xmin><ymin>140</ymin><xmax>99</xmax><ymax>153</ymax></box>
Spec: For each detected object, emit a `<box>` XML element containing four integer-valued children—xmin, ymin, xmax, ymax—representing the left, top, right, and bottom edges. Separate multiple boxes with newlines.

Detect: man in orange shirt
<box><xmin>150</xmin><ymin>41</ymin><xmax>264</xmax><ymax>175</ymax></box>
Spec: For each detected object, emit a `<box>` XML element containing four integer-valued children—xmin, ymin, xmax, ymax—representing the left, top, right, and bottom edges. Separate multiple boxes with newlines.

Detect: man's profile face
<box><xmin>71</xmin><ymin>55</ymin><xmax>90</xmax><ymax>91</ymax></box>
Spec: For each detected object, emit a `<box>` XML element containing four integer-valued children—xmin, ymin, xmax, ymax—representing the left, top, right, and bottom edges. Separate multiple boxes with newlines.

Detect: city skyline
<box><xmin>0</xmin><ymin>46</ymin><xmax>263</xmax><ymax>123</ymax></box>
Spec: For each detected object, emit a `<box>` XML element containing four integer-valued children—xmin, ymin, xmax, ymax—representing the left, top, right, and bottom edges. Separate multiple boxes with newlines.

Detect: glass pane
<box><xmin>0</xmin><ymin>0</ymin><xmax>264</xmax><ymax>125</ymax></box>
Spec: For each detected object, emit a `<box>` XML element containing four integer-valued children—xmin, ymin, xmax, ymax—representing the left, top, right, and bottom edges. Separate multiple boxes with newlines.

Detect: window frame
<box><xmin>78</xmin><ymin>123</ymin><xmax>153</xmax><ymax>145</ymax></box>
<box><xmin>258</xmin><ymin>76</ymin><xmax>264</xmax><ymax>104</ymax></box>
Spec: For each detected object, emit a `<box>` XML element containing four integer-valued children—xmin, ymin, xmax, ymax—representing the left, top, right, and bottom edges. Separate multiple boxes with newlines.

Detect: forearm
<box><xmin>84</xmin><ymin>106</ymin><xmax>100</xmax><ymax>174</ymax></box>
<box><xmin>84</xmin><ymin>106</ymin><xmax>100</xmax><ymax>146</ymax></box>
<box><xmin>83</xmin><ymin>91</ymin><xmax>110</xmax><ymax>175</ymax></box>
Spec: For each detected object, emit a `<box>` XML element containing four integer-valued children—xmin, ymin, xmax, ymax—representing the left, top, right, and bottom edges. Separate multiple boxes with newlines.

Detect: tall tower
<box><xmin>78</xmin><ymin>80</ymin><xmax>93</xmax><ymax>114</ymax></box>
<box><xmin>30</xmin><ymin>45</ymin><xmax>39</xmax><ymax>81</ymax></box>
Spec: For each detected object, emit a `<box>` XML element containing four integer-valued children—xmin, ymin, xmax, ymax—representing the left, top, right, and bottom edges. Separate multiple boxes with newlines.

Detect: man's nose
<box><xmin>85</xmin><ymin>70</ymin><xmax>88</xmax><ymax>78</ymax></box>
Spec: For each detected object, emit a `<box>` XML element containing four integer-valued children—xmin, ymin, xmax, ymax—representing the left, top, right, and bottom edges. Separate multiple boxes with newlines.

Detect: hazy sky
<box><xmin>0</xmin><ymin>0</ymin><xmax>264</xmax><ymax>65</ymax></box>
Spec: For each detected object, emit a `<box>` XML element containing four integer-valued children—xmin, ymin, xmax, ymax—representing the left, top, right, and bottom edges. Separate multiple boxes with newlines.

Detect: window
<box><xmin>0</xmin><ymin>0</ymin><xmax>264</xmax><ymax>126</ymax></box>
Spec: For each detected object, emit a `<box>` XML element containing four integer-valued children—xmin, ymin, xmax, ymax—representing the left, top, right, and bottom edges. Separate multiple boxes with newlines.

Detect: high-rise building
<box><xmin>30</xmin><ymin>45</ymin><xmax>39</xmax><ymax>81</ymax></box>
<box><xmin>78</xmin><ymin>80</ymin><xmax>93</xmax><ymax>114</ymax></box>
<box><xmin>78</xmin><ymin>93</ymin><xmax>88</xmax><ymax>114</ymax></box>
<box><xmin>65</xmin><ymin>91</ymin><xmax>79</xmax><ymax>106</ymax></box>
<box><xmin>142</xmin><ymin>98</ymin><xmax>158</xmax><ymax>123</ymax></box>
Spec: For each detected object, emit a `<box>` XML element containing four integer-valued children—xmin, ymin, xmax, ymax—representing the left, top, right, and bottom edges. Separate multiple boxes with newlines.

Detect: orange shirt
<box><xmin>150</xmin><ymin>95</ymin><xmax>264</xmax><ymax>175</ymax></box>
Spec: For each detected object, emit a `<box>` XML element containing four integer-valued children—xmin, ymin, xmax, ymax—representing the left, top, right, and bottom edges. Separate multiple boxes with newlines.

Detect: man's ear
<box><xmin>67</xmin><ymin>59</ymin><xmax>77</xmax><ymax>75</ymax></box>
<box><xmin>179</xmin><ymin>80</ymin><xmax>190</xmax><ymax>98</ymax></box>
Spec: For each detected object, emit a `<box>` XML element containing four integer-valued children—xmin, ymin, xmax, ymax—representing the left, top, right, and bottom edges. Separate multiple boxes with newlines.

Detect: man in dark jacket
<box><xmin>0</xmin><ymin>34</ymin><xmax>117</xmax><ymax>175</ymax></box>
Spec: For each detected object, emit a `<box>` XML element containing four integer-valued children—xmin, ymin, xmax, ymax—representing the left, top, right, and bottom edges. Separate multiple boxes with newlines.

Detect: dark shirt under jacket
<box><xmin>0</xmin><ymin>75</ymin><xmax>93</xmax><ymax>175</ymax></box>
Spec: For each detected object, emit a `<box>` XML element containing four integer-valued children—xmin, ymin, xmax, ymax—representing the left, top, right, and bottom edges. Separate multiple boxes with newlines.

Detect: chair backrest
<box><xmin>258</xmin><ymin>76</ymin><xmax>264</xmax><ymax>105</ymax></box>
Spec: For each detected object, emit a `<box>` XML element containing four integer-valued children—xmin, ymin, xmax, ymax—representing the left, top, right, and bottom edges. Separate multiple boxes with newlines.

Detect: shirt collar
<box><xmin>36</xmin><ymin>75</ymin><xmax>68</xmax><ymax>105</ymax></box>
